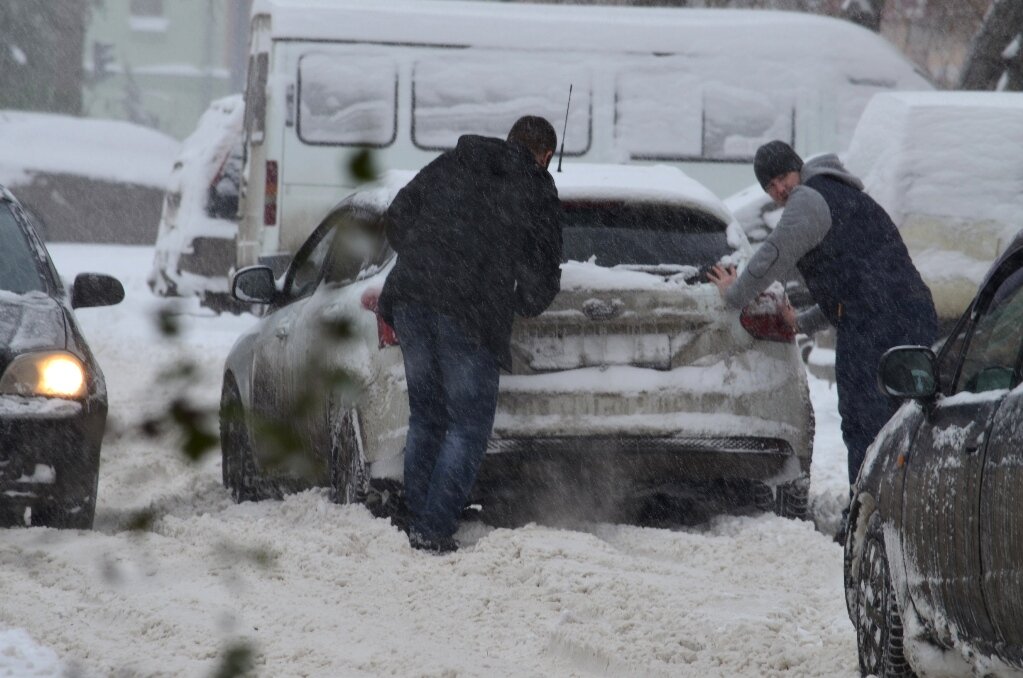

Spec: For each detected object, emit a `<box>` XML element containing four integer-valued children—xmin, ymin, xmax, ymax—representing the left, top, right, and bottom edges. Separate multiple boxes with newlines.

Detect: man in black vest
<box><xmin>379</xmin><ymin>116</ymin><xmax>562</xmax><ymax>553</ymax></box>
<box><xmin>708</xmin><ymin>140</ymin><xmax>937</xmax><ymax>510</ymax></box>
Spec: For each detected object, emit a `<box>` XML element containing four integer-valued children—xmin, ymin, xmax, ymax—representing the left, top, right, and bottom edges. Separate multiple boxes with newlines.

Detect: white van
<box><xmin>238</xmin><ymin>0</ymin><xmax>931</xmax><ymax>272</ymax></box>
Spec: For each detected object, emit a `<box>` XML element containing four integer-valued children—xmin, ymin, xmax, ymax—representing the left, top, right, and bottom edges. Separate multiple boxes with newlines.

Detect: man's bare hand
<box><xmin>707</xmin><ymin>264</ymin><xmax>737</xmax><ymax>297</ymax></box>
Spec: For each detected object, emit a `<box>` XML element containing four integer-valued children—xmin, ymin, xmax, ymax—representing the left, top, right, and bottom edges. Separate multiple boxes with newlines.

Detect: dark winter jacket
<box><xmin>725</xmin><ymin>154</ymin><xmax>937</xmax><ymax>348</ymax></box>
<box><xmin>378</xmin><ymin>135</ymin><xmax>563</xmax><ymax>369</ymax></box>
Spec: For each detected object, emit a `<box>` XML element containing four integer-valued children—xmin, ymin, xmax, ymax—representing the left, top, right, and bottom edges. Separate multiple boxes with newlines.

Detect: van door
<box><xmin>238</xmin><ymin>15</ymin><xmax>271</xmax><ymax>268</ymax></box>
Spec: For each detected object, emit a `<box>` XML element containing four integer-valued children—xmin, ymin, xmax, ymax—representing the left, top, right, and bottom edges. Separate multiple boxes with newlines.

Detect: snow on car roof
<box><xmin>252</xmin><ymin>0</ymin><xmax>924</xmax><ymax>85</ymax></box>
<box><xmin>845</xmin><ymin>91</ymin><xmax>1023</xmax><ymax>235</ymax></box>
<box><xmin>0</xmin><ymin>111</ymin><xmax>179</xmax><ymax>190</ymax></box>
<box><xmin>552</xmin><ymin>163</ymin><xmax>733</xmax><ymax>225</ymax></box>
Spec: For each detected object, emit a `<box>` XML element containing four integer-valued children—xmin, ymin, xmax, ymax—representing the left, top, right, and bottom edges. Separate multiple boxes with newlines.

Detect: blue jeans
<box><xmin>392</xmin><ymin>304</ymin><xmax>500</xmax><ymax>541</ymax></box>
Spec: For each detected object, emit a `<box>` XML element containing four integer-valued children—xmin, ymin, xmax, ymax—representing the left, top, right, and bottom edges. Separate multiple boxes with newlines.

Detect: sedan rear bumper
<box><xmin>472</xmin><ymin>434</ymin><xmax>808</xmax><ymax>502</ymax></box>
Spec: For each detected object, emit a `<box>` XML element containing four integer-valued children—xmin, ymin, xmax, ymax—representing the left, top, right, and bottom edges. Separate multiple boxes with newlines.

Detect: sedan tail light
<box><xmin>740</xmin><ymin>288</ymin><xmax>796</xmax><ymax>343</ymax></box>
<box><xmin>360</xmin><ymin>289</ymin><xmax>400</xmax><ymax>348</ymax></box>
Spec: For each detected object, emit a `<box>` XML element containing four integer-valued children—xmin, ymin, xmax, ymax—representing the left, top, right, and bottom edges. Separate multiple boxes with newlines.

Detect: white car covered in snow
<box><xmin>148</xmin><ymin>95</ymin><xmax>244</xmax><ymax>311</ymax></box>
<box><xmin>221</xmin><ymin>165</ymin><xmax>814</xmax><ymax>523</ymax></box>
<box><xmin>0</xmin><ymin>110</ymin><xmax>178</xmax><ymax>244</ymax></box>
<box><xmin>844</xmin><ymin>91</ymin><xmax>1023</xmax><ymax>325</ymax></box>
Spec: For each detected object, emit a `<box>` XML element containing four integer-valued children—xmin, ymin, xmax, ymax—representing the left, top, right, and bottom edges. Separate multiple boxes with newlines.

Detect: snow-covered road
<box><xmin>1</xmin><ymin>245</ymin><xmax>858</xmax><ymax>677</ymax></box>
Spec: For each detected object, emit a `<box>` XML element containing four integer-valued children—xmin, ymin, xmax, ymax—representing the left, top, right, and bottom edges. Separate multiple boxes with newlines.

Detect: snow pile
<box><xmin>0</xmin><ymin>111</ymin><xmax>178</xmax><ymax>189</ymax></box>
<box><xmin>845</xmin><ymin>92</ymin><xmax>1023</xmax><ymax>318</ymax></box>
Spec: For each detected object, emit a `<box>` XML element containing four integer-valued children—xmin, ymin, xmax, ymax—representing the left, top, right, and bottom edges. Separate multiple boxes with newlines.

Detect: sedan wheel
<box><xmin>856</xmin><ymin>513</ymin><xmax>914</xmax><ymax>677</ymax></box>
<box><xmin>753</xmin><ymin>474</ymin><xmax>809</xmax><ymax>521</ymax></box>
<box><xmin>328</xmin><ymin>408</ymin><xmax>367</xmax><ymax>505</ymax></box>
<box><xmin>220</xmin><ymin>379</ymin><xmax>280</xmax><ymax>502</ymax></box>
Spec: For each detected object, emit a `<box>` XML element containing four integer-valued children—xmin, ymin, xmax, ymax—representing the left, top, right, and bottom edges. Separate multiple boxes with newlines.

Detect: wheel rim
<box><xmin>857</xmin><ymin>534</ymin><xmax>889</xmax><ymax>675</ymax></box>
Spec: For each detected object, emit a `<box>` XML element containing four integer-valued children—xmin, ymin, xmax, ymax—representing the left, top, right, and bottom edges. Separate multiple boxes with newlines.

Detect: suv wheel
<box><xmin>220</xmin><ymin>379</ymin><xmax>280</xmax><ymax>502</ymax></box>
<box><xmin>855</xmin><ymin>513</ymin><xmax>914</xmax><ymax>677</ymax></box>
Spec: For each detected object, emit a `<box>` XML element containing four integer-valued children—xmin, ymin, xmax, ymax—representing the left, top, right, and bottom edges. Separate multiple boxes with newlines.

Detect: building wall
<box><xmin>84</xmin><ymin>0</ymin><xmax>252</xmax><ymax>139</ymax></box>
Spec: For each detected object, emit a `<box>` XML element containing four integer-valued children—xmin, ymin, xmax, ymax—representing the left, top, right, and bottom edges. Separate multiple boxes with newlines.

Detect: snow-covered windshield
<box><xmin>561</xmin><ymin>202</ymin><xmax>731</xmax><ymax>270</ymax></box>
<box><xmin>0</xmin><ymin>203</ymin><xmax>45</xmax><ymax>295</ymax></box>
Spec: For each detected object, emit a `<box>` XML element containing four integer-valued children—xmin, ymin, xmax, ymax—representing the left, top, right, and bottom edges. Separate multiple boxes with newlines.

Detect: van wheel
<box><xmin>328</xmin><ymin>408</ymin><xmax>367</xmax><ymax>505</ymax></box>
<box><xmin>220</xmin><ymin>379</ymin><xmax>280</xmax><ymax>502</ymax></box>
<box><xmin>855</xmin><ymin>513</ymin><xmax>914</xmax><ymax>677</ymax></box>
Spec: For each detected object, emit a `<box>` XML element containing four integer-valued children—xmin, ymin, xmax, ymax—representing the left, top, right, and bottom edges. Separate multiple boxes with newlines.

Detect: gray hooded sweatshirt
<box><xmin>724</xmin><ymin>154</ymin><xmax>863</xmax><ymax>334</ymax></box>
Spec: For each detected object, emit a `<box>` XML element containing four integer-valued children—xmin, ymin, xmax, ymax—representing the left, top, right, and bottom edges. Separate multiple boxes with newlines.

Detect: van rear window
<box><xmin>412</xmin><ymin>54</ymin><xmax>591</xmax><ymax>155</ymax></box>
<box><xmin>616</xmin><ymin>62</ymin><xmax>795</xmax><ymax>162</ymax></box>
<box><xmin>298</xmin><ymin>53</ymin><xmax>397</xmax><ymax>147</ymax></box>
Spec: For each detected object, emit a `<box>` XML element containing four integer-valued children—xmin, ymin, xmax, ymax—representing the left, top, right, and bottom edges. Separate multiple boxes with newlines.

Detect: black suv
<box><xmin>845</xmin><ymin>231</ymin><xmax>1023</xmax><ymax>676</ymax></box>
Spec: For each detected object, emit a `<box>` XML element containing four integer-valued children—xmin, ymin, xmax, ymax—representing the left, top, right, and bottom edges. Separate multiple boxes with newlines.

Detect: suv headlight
<box><xmin>0</xmin><ymin>351</ymin><xmax>87</xmax><ymax>399</ymax></box>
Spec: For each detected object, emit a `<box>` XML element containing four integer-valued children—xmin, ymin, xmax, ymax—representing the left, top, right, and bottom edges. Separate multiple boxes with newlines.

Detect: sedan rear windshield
<box><xmin>0</xmin><ymin>203</ymin><xmax>45</xmax><ymax>294</ymax></box>
<box><xmin>561</xmin><ymin>201</ymin><xmax>731</xmax><ymax>269</ymax></box>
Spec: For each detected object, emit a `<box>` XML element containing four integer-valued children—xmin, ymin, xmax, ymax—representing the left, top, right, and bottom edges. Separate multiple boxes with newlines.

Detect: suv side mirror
<box><xmin>232</xmin><ymin>265</ymin><xmax>276</xmax><ymax>304</ymax></box>
<box><xmin>71</xmin><ymin>273</ymin><xmax>125</xmax><ymax>309</ymax></box>
<box><xmin>878</xmin><ymin>346</ymin><xmax>937</xmax><ymax>400</ymax></box>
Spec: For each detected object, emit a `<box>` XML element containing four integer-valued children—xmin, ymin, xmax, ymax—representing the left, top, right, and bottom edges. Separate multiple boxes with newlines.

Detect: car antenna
<box><xmin>557</xmin><ymin>84</ymin><xmax>573</xmax><ymax>173</ymax></box>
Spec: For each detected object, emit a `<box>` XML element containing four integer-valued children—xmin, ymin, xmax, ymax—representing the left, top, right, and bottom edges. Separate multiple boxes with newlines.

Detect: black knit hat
<box><xmin>754</xmin><ymin>141</ymin><xmax>804</xmax><ymax>189</ymax></box>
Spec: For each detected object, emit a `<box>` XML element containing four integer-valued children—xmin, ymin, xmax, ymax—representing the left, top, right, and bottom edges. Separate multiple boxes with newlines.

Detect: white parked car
<box><xmin>220</xmin><ymin>165</ymin><xmax>814</xmax><ymax>523</ymax></box>
<box><xmin>148</xmin><ymin>95</ymin><xmax>244</xmax><ymax>312</ymax></box>
<box><xmin>844</xmin><ymin>91</ymin><xmax>1023</xmax><ymax>326</ymax></box>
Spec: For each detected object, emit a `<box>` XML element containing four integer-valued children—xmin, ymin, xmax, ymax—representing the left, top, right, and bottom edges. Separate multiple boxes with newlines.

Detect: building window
<box><xmin>129</xmin><ymin>0</ymin><xmax>168</xmax><ymax>32</ymax></box>
<box><xmin>130</xmin><ymin>0</ymin><xmax>163</xmax><ymax>16</ymax></box>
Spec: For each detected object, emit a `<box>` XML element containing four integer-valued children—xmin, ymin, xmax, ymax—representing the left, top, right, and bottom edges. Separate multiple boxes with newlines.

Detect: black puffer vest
<box><xmin>796</xmin><ymin>174</ymin><xmax>936</xmax><ymax>345</ymax></box>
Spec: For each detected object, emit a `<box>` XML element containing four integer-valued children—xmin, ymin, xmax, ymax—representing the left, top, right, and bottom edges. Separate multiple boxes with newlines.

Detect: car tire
<box><xmin>775</xmin><ymin>474</ymin><xmax>809</xmax><ymax>520</ymax></box>
<box><xmin>220</xmin><ymin>378</ymin><xmax>280</xmax><ymax>503</ymax></box>
<box><xmin>328</xmin><ymin>408</ymin><xmax>367</xmax><ymax>505</ymax></box>
<box><xmin>753</xmin><ymin>475</ymin><xmax>809</xmax><ymax>521</ymax></box>
<box><xmin>855</xmin><ymin>512</ymin><xmax>914</xmax><ymax>678</ymax></box>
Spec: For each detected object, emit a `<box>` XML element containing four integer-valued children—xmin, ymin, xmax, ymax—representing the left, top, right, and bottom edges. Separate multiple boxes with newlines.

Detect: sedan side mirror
<box><xmin>878</xmin><ymin>346</ymin><xmax>938</xmax><ymax>400</ymax></box>
<box><xmin>71</xmin><ymin>273</ymin><xmax>125</xmax><ymax>309</ymax></box>
<box><xmin>232</xmin><ymin>265</ymin><xmax>277</xmax><ymax>304</ymax></box>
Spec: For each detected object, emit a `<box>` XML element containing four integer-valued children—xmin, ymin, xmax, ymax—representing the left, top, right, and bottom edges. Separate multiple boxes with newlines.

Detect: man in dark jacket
<box><xmin>378</xmin><ymin>116</ymin><xmax>562</xmax><ymax>552</ymax></box>
<box><xmin>709</xmin><ymin>140</ymin><xmax>937</xmax><ymax>496</ymax></box>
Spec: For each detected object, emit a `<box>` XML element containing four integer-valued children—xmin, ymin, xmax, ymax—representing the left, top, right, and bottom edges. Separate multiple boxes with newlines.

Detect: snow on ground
<box><xmin>0</xmin><ymin>245</ymin><xmax>857</xmax><ymax>677</ymax></box>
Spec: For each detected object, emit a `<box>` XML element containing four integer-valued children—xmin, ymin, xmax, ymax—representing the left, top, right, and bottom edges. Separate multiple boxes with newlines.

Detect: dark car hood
<box><xmin>0</xmin><ymin>291</ymin><xmax>66</xmax><ymax>362</ymax></box>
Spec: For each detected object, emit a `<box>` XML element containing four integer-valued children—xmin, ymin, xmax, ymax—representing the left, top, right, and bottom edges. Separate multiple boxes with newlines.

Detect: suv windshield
<box><xmin>0</xmin><ymin>203</ymin><xmax>46</xmax><ymax>294</ymax></box>
<box><xmin>561</xmin><ymin>202</ymin><xmax>731</xmax><ymax>270</ymax></box>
